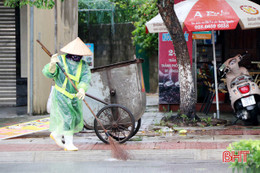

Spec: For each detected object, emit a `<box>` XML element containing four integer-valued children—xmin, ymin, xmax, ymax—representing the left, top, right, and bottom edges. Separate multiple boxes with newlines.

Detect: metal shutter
<box><xmin>0</xmin><ymin>1</ymin><xmax>16</xmax><ymax>106</ymax></box>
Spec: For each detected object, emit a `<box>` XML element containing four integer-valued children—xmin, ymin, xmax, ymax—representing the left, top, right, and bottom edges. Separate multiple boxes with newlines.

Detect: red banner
<box><xmin>159</xmin><ymin>26</ymin><xmax>192</xmax><ymax>104</ymax></box>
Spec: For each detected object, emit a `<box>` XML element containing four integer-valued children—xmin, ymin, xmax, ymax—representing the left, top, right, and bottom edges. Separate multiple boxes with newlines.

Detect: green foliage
<box><xmin>129</xmin><ymin>136</ymin><xmax>143</xmax><ymax>141</ymax></box>
<box><xmin>110</xmin><ymin>0</ymin><xmax>146</xmax><ymax>23</ymax></box>
<box><xmin>78</xmin><ymin>0</ymin><xmax>113</xmax><ymax>24</ymax></box>
<box><xmin>4</xmin><ymin>0</ymin><xmax>64</xmax><ymax>9</ymax></box>
<box><xmin>180</xmin><ymin>114</ymin><xmax>188</xmax><ymax>122</ymax></box>
<box><xmin>164</xmin><ymin>110</ymin><xmax>173</xmax><ymax>119</ymax></box>
<box><xmin>201</xmin><ymin>117</ymin><xmax>212</xmax><ymax>125</ymax></box>
<box><xmin>159</xmin><ymin>120</ymin><xmax>166</xmax><ymax>126</ymax></box>
<box><xmin>172</xmin><ymin>124</ymin><xmax>178</xmax><ymax>128</ymax></box>
<box><xmin>109</xmin><ymin>0</ymin><xmax>159</xmax><ymax>54</ymax></box>
<box><xmin>78</xmin><ymin>0</ymin><xmax>158</xmax><ymax>54</ymax></box>
<box><xmin>78</xmin><ymin>0</ymin><xmax>147</xmax><ymax>24</ymax></box>
<box><xmin>227</xmin><ymin>140</ymin><xmax>260</xmax><ymax>172</ymax></box>
<box><xmin>131</xmin><ymin>0</ymin><xmax>158</xmax><ymax>54</ymax></box>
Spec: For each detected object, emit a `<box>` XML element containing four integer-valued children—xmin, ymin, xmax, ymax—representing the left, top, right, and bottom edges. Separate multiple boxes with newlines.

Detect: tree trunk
<box><xmin>157</xmin><ymin>0</ymin><xmax>196</xmax><ymax>118</ymax></box>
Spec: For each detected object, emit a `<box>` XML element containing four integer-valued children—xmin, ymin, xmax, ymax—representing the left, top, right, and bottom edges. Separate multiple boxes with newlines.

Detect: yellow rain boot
<box><xmin>64</xmin><ymin>135</ymin><xmax>78</xmax><ymax>151</ymax></box>
<box><xmin>50</xmin><ymin>132</ymin><xmax>64</xmax><ymax>149</ymax></box>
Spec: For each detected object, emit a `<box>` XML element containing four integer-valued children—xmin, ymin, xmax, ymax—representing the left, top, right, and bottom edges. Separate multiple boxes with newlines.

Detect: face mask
<box><xmin>66</xmin><ymin>54</ymin><xmax>82</xmax><ymax>62</ymax></box>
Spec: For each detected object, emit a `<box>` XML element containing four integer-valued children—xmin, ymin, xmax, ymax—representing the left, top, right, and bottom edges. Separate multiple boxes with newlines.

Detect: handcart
<box><xmin>83</xmin><ymin>59</ymin><xmax>146</xmax><ymax>144</ymax></box>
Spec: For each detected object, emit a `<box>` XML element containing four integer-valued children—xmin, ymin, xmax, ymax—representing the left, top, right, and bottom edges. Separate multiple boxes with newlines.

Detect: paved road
<box><xmin>1</xmin><ymin>160</ymin><xmax>232</xmax><ymax>173</ymax></box>
<box><xmin>0</xmin><ymin>96</ymin><xmax>257</xmax><ymax>173</ymax></box>
<box><xmin>0</xmin><ymin>149</ymin><xmax>232</xmax><ymax>173</ymax></box>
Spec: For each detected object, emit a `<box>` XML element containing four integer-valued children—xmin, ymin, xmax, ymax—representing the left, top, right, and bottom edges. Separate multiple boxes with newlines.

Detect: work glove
<box><xmin>49</xmin><ymin>53</ymin><xmax>59</xmax><ymax>73</ymax></box>
<box><xmin>76</xmin><ymin>88</ymin><xmax>85</xmax><ymax>100</ymax></box>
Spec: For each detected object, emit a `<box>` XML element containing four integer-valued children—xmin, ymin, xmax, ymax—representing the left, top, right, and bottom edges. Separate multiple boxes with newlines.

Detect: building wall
<box><xmin>26</xmin><ymin>1</ymin><xmax>78</xmax><ymax>114</ymax></box>
<box><xmin>83</xmin><ymin>23</ymin><xmax>136</xmax><ymax>67</ymax></box>
<box><xmin>56</xmin><ymin>0</ymin><xmax>78</xmax><ymax>51</ymax></box>
<box><xmin>32</xmin><ymin>6</ymin><xmax>55</xmax><ymax>114</ymax></box>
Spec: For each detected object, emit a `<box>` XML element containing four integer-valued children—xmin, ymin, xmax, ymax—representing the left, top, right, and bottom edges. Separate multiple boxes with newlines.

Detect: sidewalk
<box><xmin>0</xmin><ymin>94</ymin><xmax>259</xmax><ymax>162</ymax></box>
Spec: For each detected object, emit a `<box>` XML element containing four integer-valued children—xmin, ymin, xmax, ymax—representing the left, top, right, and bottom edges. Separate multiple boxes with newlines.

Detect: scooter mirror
<box><xmin>219</xmin><ymin>64</ymin><xmax>226</xmax><ymax>72</ymax></box>
<box><xmin>239</xmin><ymin>51</ymin><xmax>248</xmax><ymax>60</ymax></box>
<box><xmin>241</xmin><ymin>51</ymin><xmax>248</xmax><ymax>57</ymax></box>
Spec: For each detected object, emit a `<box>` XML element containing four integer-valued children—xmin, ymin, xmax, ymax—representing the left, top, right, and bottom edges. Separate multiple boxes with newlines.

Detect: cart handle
<box><xmin>85</xmin><ymin>93</ymin><xmax>109</xmax><ymax>105</ymax></box>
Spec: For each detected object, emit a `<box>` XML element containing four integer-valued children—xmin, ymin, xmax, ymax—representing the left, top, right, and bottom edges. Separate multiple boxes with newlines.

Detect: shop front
<box><xmin>146</xmin><ymin>0</ymin><xmax>260</xmax><ymax>114</ymax></box>
<box><xmin>158</xmin><ymin>27</ymin><xmax>260</xmax><ymax>113</ymax></box>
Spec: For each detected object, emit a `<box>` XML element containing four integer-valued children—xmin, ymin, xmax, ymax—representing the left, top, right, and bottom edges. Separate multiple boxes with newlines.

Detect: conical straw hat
<box><xmin>60</xmin><ymin>37</ymin><xmax>92</xmax><ymax>56</ymax></box>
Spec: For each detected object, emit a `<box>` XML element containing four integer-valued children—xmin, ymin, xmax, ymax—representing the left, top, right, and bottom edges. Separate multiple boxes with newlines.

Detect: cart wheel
<box><xmin>131</xmin><ymin>118</ymin><xmax>141</xmax><ymax>138</ymax></box>
<box><xmin>94</xmin><ymin>104</ymin><xmax>135</xmax><ymax>144</ymax></box>
<box><xmin>111</xmin><ymin>118</ymin><xmax>142</xmax><ymax>141</ymax></box>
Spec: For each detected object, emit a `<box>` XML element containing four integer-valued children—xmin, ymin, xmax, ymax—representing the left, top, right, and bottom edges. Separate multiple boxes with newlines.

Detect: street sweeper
<box><xmin>42</xmin><ymin>37</ymin><xmax>92</xmax><ymax>151</ymax></box>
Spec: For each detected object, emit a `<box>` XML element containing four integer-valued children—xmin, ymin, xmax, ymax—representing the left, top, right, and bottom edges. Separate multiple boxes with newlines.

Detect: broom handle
<box><xmin>36</xmin><ymin>40</ymin><xmax>52</xmax><ymax>57</ymax></box>
<box><xmin>37</xmin><ymin>40</ymin><xmax>108</xmax><ymax>133</ymax></box>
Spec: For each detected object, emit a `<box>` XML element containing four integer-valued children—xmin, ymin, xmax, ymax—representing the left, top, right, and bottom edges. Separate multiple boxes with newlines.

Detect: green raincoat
<box><xmin>42</xmin><ymin>54</ymin><xmax>91</xmax><ymax>135</ymax></box>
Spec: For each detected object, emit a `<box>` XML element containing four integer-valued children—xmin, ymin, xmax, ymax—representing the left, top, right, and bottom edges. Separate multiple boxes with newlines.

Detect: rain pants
<box><xmin>42</xmin><ymin>54</ymin><xmax>91</xmax><ymax>135</ymax></box>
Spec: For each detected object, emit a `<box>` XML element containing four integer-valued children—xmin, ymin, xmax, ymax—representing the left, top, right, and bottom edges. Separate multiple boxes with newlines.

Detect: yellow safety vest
<box><xmin>55</xmin><ymin>55</ymin><xmax>83</xmax><ymax>99</ymax></box>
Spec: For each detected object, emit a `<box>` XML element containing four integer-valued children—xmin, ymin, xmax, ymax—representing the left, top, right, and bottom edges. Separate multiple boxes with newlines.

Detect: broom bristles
<box><xmin>108</xmin><ymin>136</ymin><xmax>130</xmax><ymax>161</ymax></box>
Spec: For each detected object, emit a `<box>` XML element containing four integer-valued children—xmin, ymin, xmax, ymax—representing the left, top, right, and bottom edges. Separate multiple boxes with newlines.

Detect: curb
<box><xmin>0</xmin><ymin>141</ymin><xmax>231</xmax><ymax>152</ymax></box>
<box><xmin>0</xmin><ymin>149</ymin><xmax>226</xmax><ymax>162</ymax></box>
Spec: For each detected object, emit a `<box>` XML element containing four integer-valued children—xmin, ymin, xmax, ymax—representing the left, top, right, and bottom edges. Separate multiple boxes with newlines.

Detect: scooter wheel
<box><xmin>244</xmin><ymin>108</ymin><xmax>259</xmax><ymax>126</ymax></box>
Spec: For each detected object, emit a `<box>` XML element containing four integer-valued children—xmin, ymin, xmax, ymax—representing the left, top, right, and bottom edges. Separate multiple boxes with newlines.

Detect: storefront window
<box><xmin>196</xmin><ymin>31</ymin><xmax>223</xmax><ymax>103</ymax></box>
